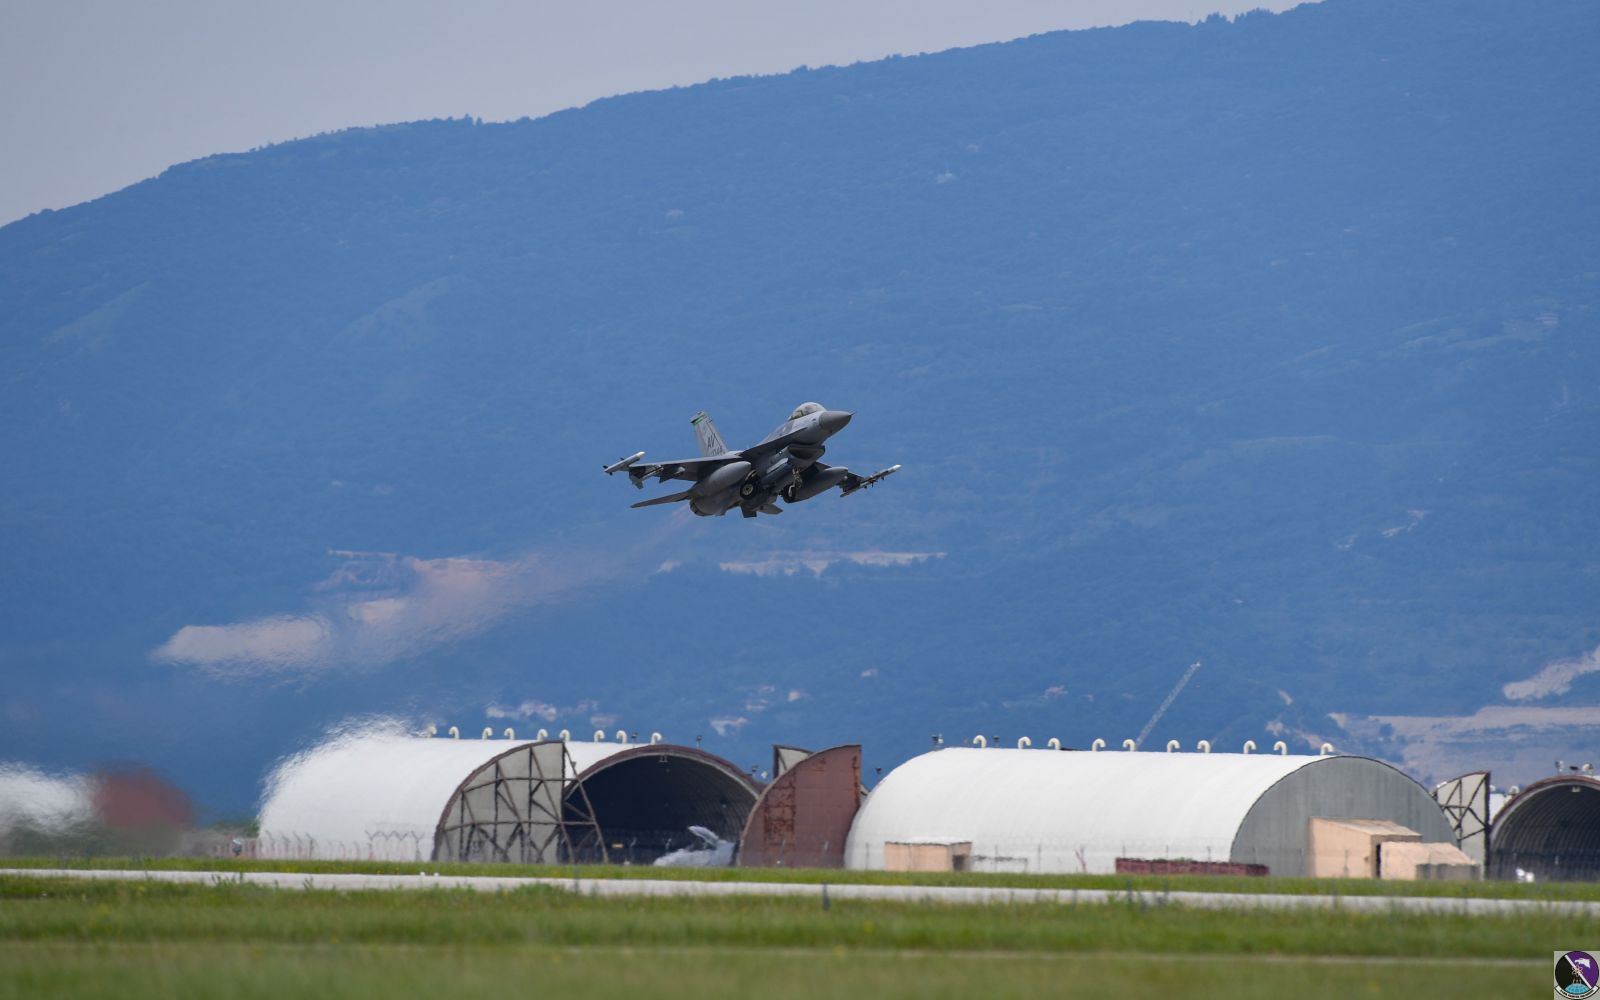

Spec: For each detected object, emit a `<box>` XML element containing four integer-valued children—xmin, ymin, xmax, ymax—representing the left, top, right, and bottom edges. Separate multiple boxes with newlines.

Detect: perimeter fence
<box><xmin>35</xmin><ymin>826</ymin><xmax>1600</xmax><ymax>883</ymax></box>
<box><xmin>232</xmin><ymin>830</ymin><xmax>431</xmax><ymax>862</ymax></box>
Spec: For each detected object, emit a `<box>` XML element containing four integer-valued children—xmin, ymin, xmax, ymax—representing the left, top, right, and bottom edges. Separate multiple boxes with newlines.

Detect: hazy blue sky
<box><xmin>1</xmin><ymin>0</ymin><xmax>1310</xmax><ymax>226</ymax></box>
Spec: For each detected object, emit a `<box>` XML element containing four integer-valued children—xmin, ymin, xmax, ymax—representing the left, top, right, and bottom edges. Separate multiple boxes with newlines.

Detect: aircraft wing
<box><xmin>621</xmin><ymin>453</ymin><xmax>746</xmax><ymax>486</ymax></box>
<box><xmin>735</xmin><ymin>438</ymin><xmax>791</xmax><ymax>465</ymax></box>
<box><xmin>837</xmin><ymin>463</ymin><xmax>902</xmax><ymax>496</ymax></box>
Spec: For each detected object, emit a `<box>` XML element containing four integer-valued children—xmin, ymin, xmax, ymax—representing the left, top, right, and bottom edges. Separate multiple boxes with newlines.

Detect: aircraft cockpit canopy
<box><xmin>789</xmin><ymin>402</ymin><xmax>825</xmax><ymax>420</ymax></box>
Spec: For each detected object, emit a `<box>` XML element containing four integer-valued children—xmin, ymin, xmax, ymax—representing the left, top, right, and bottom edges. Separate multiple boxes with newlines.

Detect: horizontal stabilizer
<box><xmin>631</xmin><ymin>489</ymin><xmax>694</xmax><ymax>509</ymax></box>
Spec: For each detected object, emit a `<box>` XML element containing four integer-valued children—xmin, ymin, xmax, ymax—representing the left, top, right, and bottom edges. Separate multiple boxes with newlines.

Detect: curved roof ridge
<box><xmin>845</xmin><ymin>747</ymin><xmax>1322</xmax><ymax>872</ymax></box>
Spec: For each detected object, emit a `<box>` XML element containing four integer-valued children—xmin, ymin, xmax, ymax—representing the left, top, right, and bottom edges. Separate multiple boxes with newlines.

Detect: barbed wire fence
<box><xmin>241</xmin><ymin>830</ymin><xmax>429</xmax><ymax>862</ymax></box>
<box><xmin>221</xmin><ymin>831</ymin><xmax>1596</xmax><ymax>881</ymax></box>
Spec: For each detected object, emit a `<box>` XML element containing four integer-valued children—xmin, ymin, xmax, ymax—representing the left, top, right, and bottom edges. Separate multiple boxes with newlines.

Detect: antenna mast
<box><xmin>1135</xmin><ymin>660</ymin><xmax>1202</xmax><ymax>750</ymax></box>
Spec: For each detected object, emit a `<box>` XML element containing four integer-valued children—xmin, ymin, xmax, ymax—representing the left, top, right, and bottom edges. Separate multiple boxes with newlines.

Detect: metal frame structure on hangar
<box><xmin>260</xmin><ymin>731</ymin><xmax>766</xmax><ymax>864</ymax></box>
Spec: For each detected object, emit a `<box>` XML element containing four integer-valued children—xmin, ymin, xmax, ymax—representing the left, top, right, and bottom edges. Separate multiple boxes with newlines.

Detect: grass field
<box><xmin>4</xmin><ymin>852</ymin><xmax>1598</xmax><ymax>902</ymax></box>
<box><xmin>0</xmin><ymin>943</ymin><xmax>1543</xmax><ymax>1000</ymax></box>
<box><xmin>0</xmin><ymin>873</ymin><xmax>1578</xmax><ymax>998</ymax></box>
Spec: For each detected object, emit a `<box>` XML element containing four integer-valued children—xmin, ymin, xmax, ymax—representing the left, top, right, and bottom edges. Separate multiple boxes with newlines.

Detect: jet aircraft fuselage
<box><xmin>603</xmin><ymin>402</ymin><xmax>899</xmax><ymax>518</ymax></box>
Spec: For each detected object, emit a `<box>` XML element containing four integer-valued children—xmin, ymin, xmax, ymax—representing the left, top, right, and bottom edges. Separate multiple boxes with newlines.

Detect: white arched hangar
<box><xmin>844</xmin><ymin>746</ymin><xmax>1460</xmax><ymax>877</ymax></box>
<box><xmin>258</xmin><ymin>730</ymin><xmax>758</xmax><ymax>864</ymax></box>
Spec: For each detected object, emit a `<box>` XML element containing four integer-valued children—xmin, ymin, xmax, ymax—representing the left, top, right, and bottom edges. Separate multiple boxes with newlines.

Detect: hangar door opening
<box><xmin>1489</xmin><ymin>778</ymin><xmax>1600</xmax><ymax>881</ymax></box>
<box><xmin>564</xmin><ymin>746</ymin><xmax>760</xmax><ymax>865</ymax></box>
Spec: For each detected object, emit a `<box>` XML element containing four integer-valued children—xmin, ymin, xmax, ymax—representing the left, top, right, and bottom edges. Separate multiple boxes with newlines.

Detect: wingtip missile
<box><xmin>840</xmin><ymin>464</ymin><xmax>902</xmax><ymax>496</ymax></box>
<box><xmin>603</xmin><ymin>451</ymin><xmax>646</xmax><ymax>476</ymax></box>
<box><xmin>858</xmin><ymin>464</ymin><xmax>901</xmax><ymax>487</ymax></box>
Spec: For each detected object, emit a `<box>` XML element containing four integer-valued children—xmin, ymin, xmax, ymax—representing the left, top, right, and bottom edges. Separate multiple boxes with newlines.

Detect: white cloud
<box><xmin>1332</xmin><ymin>704</ymin><xmax>1600</xmax><ymax>786</ymax></box>
<box><xmin>709</xmin><ymin>716</ymin><xmax>749</xmax><ymax>737</ymax></box>
<box><xmin>844</xmin><ymin>550</ymin><xmax>945</xmax><ymax>568</ymax></box>
<box><xmin>1381</xmin><ymin>509</ymin><xmax>1430</xmax><ymax>539</ymax></box>
<box><xmin>485</xmin><ymin>700</ymin><xmax>560</xmax><ymax>723</ymax></box>
<box><xmin>736</xmin><ymin>684</ymin><xmax>780</xmax><ymax>714</ymax></box>
<box><xmin>718</xmin><ymin>549</ymin><xmax>945</xmax><ymax>578</ymax></box>
<box><xmin>1502</xmin><ymin>645</ymin><xmax>1600</xmax><ymax>701</ymax></box>
<box><xmin>0</xmin><ymin>763</ymin><xmax>94</xmax><ymax>835</ymax></box>
<box><xmin>153</xmin><ymin>537</ymin><xmax>939</xmax><ymax>682</ymax></box>
<box><xmin>720</xmin><ymin>557</ymin><xmax>833</xmax><ymax>578</ymax></box>
<box><xmin>156</xmin><ymin>615</ymin><xmax>330</xmax><ymax>671</ymax></box>
<box><xmin>1001</xmin><ymin>682</ymin><xmax>1072</xmax><ymax>711</ymax></box>
<box><xmin>154</xmin><ymin>548</ymin><xmax>616</xmax><ymax>678</ymax></box>
<box><xmin>484</xmin><ymin>698</ymin><xmax>621</xmax><ymax>738</ymax></box>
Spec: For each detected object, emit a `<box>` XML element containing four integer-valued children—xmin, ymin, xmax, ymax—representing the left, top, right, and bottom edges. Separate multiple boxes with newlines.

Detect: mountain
<box><xmin>2</xmin><ymin>0</ymin><xmax>1597</xmax><ymax>815</ymax></box>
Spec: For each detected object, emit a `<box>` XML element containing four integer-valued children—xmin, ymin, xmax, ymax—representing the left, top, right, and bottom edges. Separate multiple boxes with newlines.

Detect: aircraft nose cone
<box><xmin>820</xmin><ymin>410</ymin><xmax>853</xmax><ymax>434</ymax></box>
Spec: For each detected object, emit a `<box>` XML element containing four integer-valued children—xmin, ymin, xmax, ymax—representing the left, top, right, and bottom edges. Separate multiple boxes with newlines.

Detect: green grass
<box><xmin>4</xmin><ymin>853</ymin><xmax>1598</xmax><ymax>902</ymax></box>
<box><xmin>2</xmin><ymin>875</ymin><xmax>1589</xmax><ymax>955</ymax></box>
<box><xmin>0</xmin><ymin>943</ymin><xmax>1541</xmax><ymax>1000</ymax></box>
<box><xmin>0</xmin><ymin>875</ymin><xmax>1569</xmax><ymax>999</ymax></box>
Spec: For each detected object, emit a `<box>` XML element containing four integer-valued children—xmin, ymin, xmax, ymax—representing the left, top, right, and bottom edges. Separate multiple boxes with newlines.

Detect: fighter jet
<box><xmin>603</xmin><ymin>402</ymin><xmax>900</xmax><ymax>518</ymax></box>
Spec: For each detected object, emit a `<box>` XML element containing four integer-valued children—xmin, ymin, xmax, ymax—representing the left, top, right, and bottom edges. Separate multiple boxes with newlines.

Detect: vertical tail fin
<box><xmin>690</xmin><ymin>411</ymin><xmax>729</xmax><ymax>456</ymax></box>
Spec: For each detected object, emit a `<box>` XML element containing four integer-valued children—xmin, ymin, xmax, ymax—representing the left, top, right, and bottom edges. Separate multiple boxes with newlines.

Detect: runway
<box><xmin>4</xmin><ymin>867</ymin><xmax>1594</xmax><ymax>918</ymax></box>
